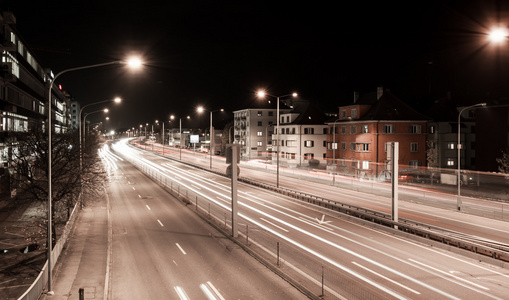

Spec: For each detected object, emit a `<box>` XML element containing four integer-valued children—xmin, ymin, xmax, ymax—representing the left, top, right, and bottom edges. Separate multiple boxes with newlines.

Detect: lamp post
<box><xmin>457</xmin><ymin>103</ymin><xmax>486</xmax><ymax>211</ymax></box>
<box><xmin>83</xmin><ymin>108</ymin><xmax>109</xmax><ymax>150</ymax></box>
<box><xmin>79</xmin><ymin>98</ymin><xmax>120</xmax><ymax>171</ymax></box>
<box><xmin>197</xmin><ymin>107</ymin><xmax>224</xmax><ymax>169</ymax></box>
<box><xmin>46</xmin><ymin>57</ymin><xmax>141</xmax><ymax>294</ymax></box>
<box><xmin>257</xmin><ymin>90</ymin><xmax>298</xmax><ymax>188</ymax></box>
<box><xmin>171</xmin><ymin>115</ymin><xmax>190</xmax><ymax>160</ymax></box>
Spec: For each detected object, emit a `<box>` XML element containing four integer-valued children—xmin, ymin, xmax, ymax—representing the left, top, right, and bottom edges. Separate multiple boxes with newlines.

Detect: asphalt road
<box><xmin>109</xmin><ymin>140</ymin><xmax>509</xmax><ymax>299</ymax></box>
<box><xmin>105</xmin><ymin>146</ymin><xmax>307</xmax><ymax>299</ymax></box>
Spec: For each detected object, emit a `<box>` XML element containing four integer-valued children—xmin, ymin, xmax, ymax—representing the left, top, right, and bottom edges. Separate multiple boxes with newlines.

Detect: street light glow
<box><xmin>126</xmin><ymin>56</ymin><xmax>143</xmax><ymax>69</ymax></box>
<box><xmin>197</xmin><ymin>106</ymin><xmax>204</xmax><ymax>113</ymax></box>
<box><xmin>488</xmin><ymin>26</ymin><xmax>508</xmax><ymax>44</ymax></box>
<box><xmin>114</xmin><ymin>97</ymin><xmax>121</xmax><ymax>103</ymax></box>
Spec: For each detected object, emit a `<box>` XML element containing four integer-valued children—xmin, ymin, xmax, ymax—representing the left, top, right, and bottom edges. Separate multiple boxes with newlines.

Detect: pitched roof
<box><xmin>284</xmin><ymin>100</ymin><xmax>328</xmax><ymax>125</ymax></box>
<box><xmin>360</xmin><ymin>91</ymin><xmax>430</xmax><ymax>121</ymax></box>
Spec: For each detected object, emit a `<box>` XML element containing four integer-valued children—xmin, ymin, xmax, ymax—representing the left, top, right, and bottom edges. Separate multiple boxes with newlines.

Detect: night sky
<box><xmin>2</xmin><ymin>0</ymin><xmax>509</xmax><ymax>130</ymax></box>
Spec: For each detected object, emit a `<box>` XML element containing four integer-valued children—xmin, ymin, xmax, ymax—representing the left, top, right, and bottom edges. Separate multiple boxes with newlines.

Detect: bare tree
<box><xmin>496</xmin><ymin>151</ymin><xmax>509</xmax><ymax>176</ymax></box>
<box><xmin>7</xmin><ymin>125</ymin><xmax>106</xmax><ymax>244</ymax></box>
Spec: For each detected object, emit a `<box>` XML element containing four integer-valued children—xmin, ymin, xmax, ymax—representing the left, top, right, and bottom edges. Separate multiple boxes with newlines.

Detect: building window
<box><xmin>409</xmin><ymin>125</ymin><xmax>421</xmax><ymax>134</ymax></box>
<box><xmin>341</xmin><ymin>126</ymin><xmax>346</xmax><ymax>134</ymax></box>
<box><xmin>304</xmin><ymin>153</ymin><xmax>314</xmax><ymax>160</ymax></box>
<box><xmin>350</xmin><ymin>143</ymin><xmax>355</xmax><ymax>151</ymax></box>
<box><xmin>257</xmin><ymin>111</ymin><xmax>263</xmax><ymax>117</ymax></box>
<box><xmin>341</xmin><ymin>142</ymin><xmax>346</xmax><ymax>151</ymax></box>
<box><xmin>360</xmin><ymin>161</ymin><xmax>370</xmax><ymax>169</ymax></box>
<box><xmin>257</xmin><ymin>141</ymin><xmax>263</xmax><ymax>146</ymax></box>
<box><xmin>410</xmin><ymin>143</ymin><xmax>418</xmax><ymax>152</ymax></box>
<box><xmin>269</xmin><ymin>111</ymin><xmax>273</xmax><ymax>117</ymax></box>
<box><xmin>286</xmin><ymin>140</ymin><xmax>296</xmax><ymax>147</ymax></box>
<box><xmin>429</xmin><ymin>125</ymin><xmax>435</xmax><ymax>134</ymax></box>
<box><xmin>341</xmin><ymin>110</ymin><xmax>347</xmax><ymax>118</ymax></box>
<box><xmin>447</xmin><ymin>158</ymin><xmax>455</xmax><ymax>166</ymax></box>
<box><xmin>258</xmin><ymin>121</ymin><xmax>262</xmax><ymax>126</ymax></box>
<box><xmin>447</xmin><ymin>142</ymin><xmax>455</xmax><ymax>150</ymax></box>
<box><xmin>291</xmin><ymin>127</ymin><xmax>296</xmax><ymax>134</ymax></box>
<box><xmin>304</xmin><ymin>128</ymin><xmax>315</xmax><ymax>134</ymax></box>
<box><xmin>362</xmin><ymin>125</ymin><xmax>368</xmax><ymax>133</ymax></box>
<box><xmin>286</xmin><ymin>116</ymin><xmax>290</xmax><ymax>123</ymax></box>
<box><xmin>356</xmin><ymin>143</ymin><xmax>369</xmax><ymax>152</ymax></box>
<box><xmin>383</xmin><ymin>124</ymin><xmax>394</xmax><ymax>134</ymax></box>
<box><xmin>351</xmin><ymin>109</ymin><xmax>357</xmax><ymax>118</ymax></box>
<box><xmin>350</xmin><ymin>125</ymin><xmax>357</xmax><ymax>134</ymax></box>
<box><xmin>409</xmin><ymin>160</ymin><xmax>420</xmax><ymax>167</ymax></box>
<box><xmin>289</xmin><ymin>153</ymin><xmax>296</xmax><ymax>159</ymax></box>
<box><xmin>305</xmin><ymin>140</ymin><xmax>314</xmax><ymax>147</ymax></box>
<box><xmin>257</xmin><ymin>131</ymin><xmax>263</xmax><ymax>136</ymax></box>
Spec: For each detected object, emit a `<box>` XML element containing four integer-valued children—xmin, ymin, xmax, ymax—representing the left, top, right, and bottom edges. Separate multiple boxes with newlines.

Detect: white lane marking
<box><xmin>206</xmin><ymin>281</ymin><xmax>225</xmax><ymax>300</ymax></box>
<box><xmin>132</xmin><ymin>186</ymin><xmax>136</xmax><ymax>190</ymax></box>
<box><xmin>352</xmin><ymin>261</ymin><xmax>421</xmax><ymax>295</ymax></box>
<box><xmin>146</xmin><ymin>205</ymin><xmax>151</xmax><ymax>210</ymax></box>
<box><xmin>260</xmin><ymin>218</ymin><xmax>289</xmax><ymax>232</ymax></box>
<box><xmin>174</xmin><ymin>286</ymin><xmax>190</xmax><ymax>300</ymax></box>
<box><xmin>298</xmin><ymin>217</ymin><xmax>334</xmax><ymax>232</ymax></box>
<box><xmin>173</xmin><ymin>260</ymin><xmax>178</xmax><ymax>266</ymax></box>
<box><xmin>176</xmin><ymin>243</ymin><xmax>187</xmax><ymax>255</ymax></box>
<box><xmin>408</xmin><ymin>259</ymin><xmax>493</xmax><ymax>294</ymax></box>
<box><xmin>200</xmin><ymin>282</ymin><xmax>225</xmax><ymax>300</ymax></box>
<box><xmin>157</xmin><ymin>220</ymin><xmax>164</xmax><ymax>227</ymax></box>
<box><xmin>138</xmin><ymin>194</ymin><xmax>142</xmax><ymax>198</ymax></box>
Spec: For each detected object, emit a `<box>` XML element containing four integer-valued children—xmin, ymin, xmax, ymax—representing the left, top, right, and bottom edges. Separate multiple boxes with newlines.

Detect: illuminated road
<box><xmin>106</xmin><ymin>140</ymin><xmax>509</xmax><ymax>299</ymax></box>
<box><xmin>145</xmin><ymin>140</ymin><xmax>509</xmax><ymax>248</ymax></box>
<box><xmin>100</xmin><ymin>146</ymin><xmax>307</xmax><ymax>299</ymax></box>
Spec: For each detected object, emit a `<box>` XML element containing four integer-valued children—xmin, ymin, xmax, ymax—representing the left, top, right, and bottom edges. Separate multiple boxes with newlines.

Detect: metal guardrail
<box><xmin>242</xmin><ymin>178</ymin><xmax>509</xmax><ymax>265</ymax></box>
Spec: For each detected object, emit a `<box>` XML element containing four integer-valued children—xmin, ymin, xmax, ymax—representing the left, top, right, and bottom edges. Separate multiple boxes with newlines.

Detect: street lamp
<box><xmin>487</xmin><ymin>26</ymin><xmax>508</xmax><ymax>45</ymax></box>
<box><xmin>197</xmin><ymin>106</ymin><xmax>224</xmax><ymax>169</ymax></box>
<box><xmin>170</xmin><ymin>115</ymin><xmax>190</xmax><ymax>160</ymax></box>
<box><xmin>79</xmin><ymin>97</ymin><xmax>120</xmax><ymax>173</ymax></box>
<box><xmin>257</xmin><ymin>90</ymin><xmax>298</xmax><ymax>188</ymax></box>
<box><xmin>46</xmin><ymin>57</ymin><xmax>141</xmax><ymax>293</ymax></box>
<box><xmin>457</xmin><ymin>102</ymin><xmax>486</xmax><ymax>211</ymax></box>
<box><xmin>83</xmin><ymin>108</ymin><xmax>109</xmax><ymax>149</ymax></box>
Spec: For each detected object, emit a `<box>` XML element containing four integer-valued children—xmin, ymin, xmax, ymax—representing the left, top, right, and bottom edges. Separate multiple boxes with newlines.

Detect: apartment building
<box><xmin>233</xmin><ymin>100</ymin><xmax>291</xmax><ymax>160</ymax></box>
<box><xmin>327</xmin><ymin>87</ymin><xmax>429</xmax><ymax>179</ymax></box>
<box><xmin>0</xmin><ymin>11</ymin><xmax>70</xmax><ymax>192</ymax></box>
<box><xmin>275</xmin><ymin>101</ymin><xmax>328</xmax><ymax>168</ymax></box>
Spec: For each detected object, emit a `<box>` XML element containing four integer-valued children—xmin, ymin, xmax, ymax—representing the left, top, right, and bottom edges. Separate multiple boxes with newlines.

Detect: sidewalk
<box><xmin>40</xmin><ymin>195</ymin><xmax>109</xmax><ymax>300</ymax></box>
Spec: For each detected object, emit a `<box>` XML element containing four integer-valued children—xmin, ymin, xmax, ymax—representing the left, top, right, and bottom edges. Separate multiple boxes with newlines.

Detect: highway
<box><xmin>105</xmin><ymin>139</ymin><xmax>509</xmax><ymax>299</ymax></box>
<box><xmin>102</xmin><ymin>144</ymin><xmax>307</xmax><ymax>299</ymax></box>
<box><xmin>145</xmin><ymin>140</ymin><xmax>509</xmax><ymax>248</ymax></box>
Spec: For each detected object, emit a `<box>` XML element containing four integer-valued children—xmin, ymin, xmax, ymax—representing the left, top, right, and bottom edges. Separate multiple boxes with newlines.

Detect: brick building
<box><xmin>327</xmin><ymin>87</ymin><xmax>429</xmax><ymax>179</ymax></box>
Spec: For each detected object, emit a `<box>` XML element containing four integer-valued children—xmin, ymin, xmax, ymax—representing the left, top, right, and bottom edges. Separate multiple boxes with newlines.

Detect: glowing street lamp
<box><xmin>170</xmin><ymin>114</ymin><xmax>191</xmax><ymax>160</ymax></box>
<box><xmin>488</xmin><ymin>26</ymin><xmax>508</xmax><ymax>45</ymax></box>
<box><xmin>197</xmin><ymin>106</ymin><xmax>224</xmax><ymax>169</ymax></box>
<box><xmin>256</xmin><ymin>90</ymin><xmax>298</xmax><ymax>188</ymax></box>
<box><xmin>46</xmin><ymin>57</ymin><xmax>142</xmax><ymax>293</ymax></box>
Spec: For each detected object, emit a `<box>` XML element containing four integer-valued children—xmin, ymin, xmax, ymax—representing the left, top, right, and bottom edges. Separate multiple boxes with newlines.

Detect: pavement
<box><xmin>39</xmin><ymin>194</ymin><xmax>109</xmax><ymax>300</ymax></box>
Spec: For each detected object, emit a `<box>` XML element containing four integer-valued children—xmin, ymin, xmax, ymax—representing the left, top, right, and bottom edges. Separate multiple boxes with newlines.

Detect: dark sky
<box><xmin>2</xmin><ymin>0</ymin><xmax>509</xmax><ymax>130</ymax></box>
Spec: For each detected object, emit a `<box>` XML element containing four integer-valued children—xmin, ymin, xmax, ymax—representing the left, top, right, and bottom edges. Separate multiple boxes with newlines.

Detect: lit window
<box><xmin>447</xmin><ymin>142</ymin><xmax>455</xmax><ymax>150</ymax></box>
<box><xmin>362</xmin><ymin>125</ymin><xmax>368</xmax><ymax>133</ymax></box>
<box><xmin>257</xmin><ymin>131</ymin><xmax>263</xmax><ymax>136</ymax></box>
<box><xmin>304</xmin><ymin>140</ymin><xmax>314</xmax><ymax>147</ymax></box>
<box><xmin>257</xmin><ymin>141</ymin><xmax>263</xmax><ymax>146</ymax></box>
<box><xmin>447</xmin><ymin>158</ymin><xmax>455</xmax><ymax>166</ymax></box>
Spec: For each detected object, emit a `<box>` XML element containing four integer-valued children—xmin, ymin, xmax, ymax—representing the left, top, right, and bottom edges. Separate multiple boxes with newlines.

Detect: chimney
<box><xmin>353</xmin><ymin>91</ymin><xmax>359</xmax><ymax>103</ymax></box>
<box><xmin>377</xmin><ymin>86</ymin><xmax>384</xmax><ymax>100</ymax></box>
